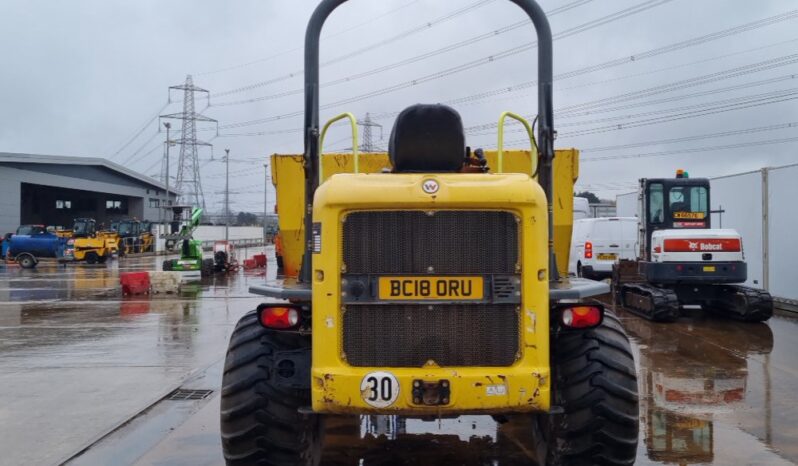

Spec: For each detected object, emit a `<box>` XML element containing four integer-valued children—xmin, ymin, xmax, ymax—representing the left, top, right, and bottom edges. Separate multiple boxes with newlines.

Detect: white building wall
<box><xmin>709</xmin><ymin>171</ymin><xmax>764</xmax><ymax>289</ymax></box>
<box><xmin>616</xmin><ymin>192</ymin><xmax>638</xmax><ymax>218</ymax></box>
<box><xmin>767</xmin><ymin>164</ymin><xmax>798</xmax><ymax>302</ymax></box>
<box><xmin>0</xmin><ymin>173</ymin><xmax>21</xmax><ymax>235</ymax></box>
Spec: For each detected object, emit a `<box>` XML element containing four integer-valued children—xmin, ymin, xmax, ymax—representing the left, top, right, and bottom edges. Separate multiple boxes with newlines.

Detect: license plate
<box><xmin>703</xmin><ymin>265</ymin><xmax>716</xmax><ymax>272</ymax></box>
<box><xmin>597</xmin><ymin>253</ymin><xmax>617</xmax><ymax>261</ymax></box>
<box><xmin>378</xmin><ymin>276</ymin><xmax>483</xmax><ymax>300</ymax></box>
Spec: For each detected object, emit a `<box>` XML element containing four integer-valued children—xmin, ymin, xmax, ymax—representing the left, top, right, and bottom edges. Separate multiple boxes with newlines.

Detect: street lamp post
<box><xmin>163</xmin><ymin>122</ymin><xmax>171</xmax><ymax>234</ymax></box>
<box><xmin>224</xmin><ymin>148</ymin><xmax>230</xmax><ymax>241</ymax></box>
<box><xmin>263</xmin><ymin>163</ymin><xmax>269</xmax><ymax>247</ymax></box>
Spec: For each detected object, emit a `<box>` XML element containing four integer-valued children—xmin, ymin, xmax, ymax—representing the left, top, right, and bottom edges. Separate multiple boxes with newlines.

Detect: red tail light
<box><xmin>257</xmin><ymin>304</ymin><xmax>300</xmax><ymax>329</ymax></box>
<box><xmin>559</xmin><ymin>304</ymin><xmax>603</xmax><ymax>329</ymax></box>
<box><xmin>584</xmin><ymin>241</ymin><xmax>593</xmax><ymax>259</ymax></box>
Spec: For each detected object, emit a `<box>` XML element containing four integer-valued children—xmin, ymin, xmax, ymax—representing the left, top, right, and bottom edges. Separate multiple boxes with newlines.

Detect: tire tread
<box><xmin>547</xmin><ymin>310</ymin><xmax>639</xmax><ymax>466</ymax></box>
<box><xmin>220</xmin><ymin>310</ymin><xmax>321</xmax><ymax>466</ymax></box>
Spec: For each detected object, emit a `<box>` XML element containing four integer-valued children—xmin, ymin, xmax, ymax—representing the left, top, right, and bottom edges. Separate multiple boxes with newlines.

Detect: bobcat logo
<box><xmin>422</xmin><ymin>179</ymin><xmax>439</xmax><ymax>194</ymax></box>
<box><xmin>687</xmin><ymin>241</ymin><xmax>699</xmax><ymax>251</ymax></box>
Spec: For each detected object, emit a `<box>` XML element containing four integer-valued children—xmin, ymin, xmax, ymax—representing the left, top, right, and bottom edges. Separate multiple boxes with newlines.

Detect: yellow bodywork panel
<box><xmin>551</xmin><ymin>149</ymin><xmax>579</xmax><ymax>277</ymax></box>
<box><xmin>271</xmin><ymin>148</ymin><xmax>578</xmax><ymax>278</ymax></box>
<box><xmin>310</xmin><ymin>173</ymin><xmax>550</xmax><ymax>414</ymax></box>
<box><xmin>72</xmin><ymin>237</ymin><xmax>115</xmax><ymax>261</ymax></box>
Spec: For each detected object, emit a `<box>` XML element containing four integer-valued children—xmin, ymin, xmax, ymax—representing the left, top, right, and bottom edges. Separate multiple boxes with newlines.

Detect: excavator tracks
<box><xmin>620</xmin><ymin>283</ymin><xmax>680</xmax><ymax>322</ymax></box>
<box><xmin>706</xmin><ymin>285</ymin><xmax>773</xmax><ymax>322</ymax></box>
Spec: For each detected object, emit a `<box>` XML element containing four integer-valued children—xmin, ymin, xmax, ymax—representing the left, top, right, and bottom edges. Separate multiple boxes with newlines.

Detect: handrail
<box><xmin>497</xmin><ymin>111</ymin><xmax>538</xmax><ymax>177</ymax></box>
<box><xmin>318</xmin><ymin>112</ymin><xmax>359</xmax><ymax>183</ymax></box>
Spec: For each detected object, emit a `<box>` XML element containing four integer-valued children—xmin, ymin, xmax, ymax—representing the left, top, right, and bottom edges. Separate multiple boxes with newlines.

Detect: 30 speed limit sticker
<box><xmin>360</xmin><ymin>371</ymin><xmax>400</xmax><ymax>408</ymax></box>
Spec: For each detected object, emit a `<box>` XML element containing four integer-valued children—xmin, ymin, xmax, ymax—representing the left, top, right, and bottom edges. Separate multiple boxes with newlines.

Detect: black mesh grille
<box><xmin>342</xmin><ymin>211</ymin><xmax>518</xmax><ymax>274</ymax></box>
<box><xmin>343</xmin><ymin>304</ymin><xmax>519</xmax><ymax>367</ymax></box>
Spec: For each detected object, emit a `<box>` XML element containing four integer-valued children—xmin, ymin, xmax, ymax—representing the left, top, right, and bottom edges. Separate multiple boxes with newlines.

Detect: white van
<box><xmin>573</xmin><ymin>197</ymin><xmax>590</xmax><ymax>220</ymax></box>
<box><xmin>569</xmin><ymin>217</ymin><xmax>638</xmax><ymax>279</ymax></box>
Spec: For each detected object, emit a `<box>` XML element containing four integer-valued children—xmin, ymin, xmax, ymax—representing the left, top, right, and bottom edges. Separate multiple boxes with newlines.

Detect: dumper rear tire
<box><xmin>85</xmin><ymin>252</ymin><xmax>99</xmax><ymax>264</ymax></box>
<box><xmin>220</xmin><ymin>310</ymin><xmax>322</xmax><ymax>466</ymax></box>
<box><xmin>544</xmin><ymin>311</ymin><xmax>639</xmax><ymax>466</ymax></box>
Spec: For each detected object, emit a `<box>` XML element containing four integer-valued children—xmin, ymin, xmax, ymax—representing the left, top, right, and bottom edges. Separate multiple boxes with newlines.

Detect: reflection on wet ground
<box><xmin>1</xmin><ymin>253</ymin><xmax>797</xmax><ymax>465</ymax></box>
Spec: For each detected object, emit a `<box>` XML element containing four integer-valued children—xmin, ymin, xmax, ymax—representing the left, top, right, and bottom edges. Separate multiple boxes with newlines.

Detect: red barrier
<box><xmin>253</xmin><ymin>254</ymin><xmax>267</xmax><ymax>268</ymax></box>
<box><xmin>120</xmin><ymin>271</ymin><xmax>150</xmax><ymax>295</ymax></box>
<box><xmin>243</xmin><ymin>259</ymin><xmax>257</xmax><ymax>270</ymax></box>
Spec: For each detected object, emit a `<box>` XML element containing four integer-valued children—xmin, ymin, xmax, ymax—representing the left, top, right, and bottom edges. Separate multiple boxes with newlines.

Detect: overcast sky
<box><xmin>1</xmin><ymin>0</ymin><xmax>797</xmax><ymax>213</ymax></box>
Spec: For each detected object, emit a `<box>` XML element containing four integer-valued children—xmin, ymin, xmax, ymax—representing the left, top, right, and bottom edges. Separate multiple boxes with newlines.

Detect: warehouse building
<box><xmin>0</xmin><ymin>152</ymin><xmax>176</xmax><ymax>235</ymax></box>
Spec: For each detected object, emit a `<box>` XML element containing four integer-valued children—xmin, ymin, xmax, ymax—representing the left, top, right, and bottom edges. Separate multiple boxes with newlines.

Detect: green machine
<box><xmin>162</xmin><ymin>207</ymin><xmax>214</xmax><ymax>277</ymax></box>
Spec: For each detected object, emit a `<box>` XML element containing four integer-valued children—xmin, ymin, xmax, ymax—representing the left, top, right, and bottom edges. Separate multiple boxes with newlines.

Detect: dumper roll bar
<box><xmin>300</xmin><ymin>0</ymin><xmax>555</xmax><ymax>283</ymax></box>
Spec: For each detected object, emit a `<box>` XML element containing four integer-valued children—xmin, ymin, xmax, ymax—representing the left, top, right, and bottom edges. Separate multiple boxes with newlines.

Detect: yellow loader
<box><xmin>64</xmin><ymin>218</ymin><xmax>117</xmax><ymax>264</ymax></box>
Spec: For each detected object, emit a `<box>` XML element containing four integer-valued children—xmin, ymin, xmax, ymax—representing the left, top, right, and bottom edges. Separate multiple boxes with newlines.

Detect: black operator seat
<box><xmin>389</xmin><ymin>103</ymin><xmax>466</xmax><ymax>173</ymax></box>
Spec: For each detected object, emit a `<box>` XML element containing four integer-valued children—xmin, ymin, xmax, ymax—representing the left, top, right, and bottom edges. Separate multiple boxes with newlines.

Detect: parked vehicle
<box><xmin>569</xmin><ymin>217</ymin><xmax>638</xmax><ymax>279</ymax></box>
<box><xmin>219</xmin><ymin>2</ymin><xmax>639</xmax><ymax>465</ymax></box>
<box><xmin>573</xmin><ymin>196</ymin><xmax>590</xmax><ymax>220</ymax></box>
<box><xmin>117</xmin><ymin>219</ymin><xmax>153</xmax><ymax>254</ymax></box>
<box><xmin>612</xmin><ymin>170</ymin><xmax>772</xmax><ymax>322</ymax></box>
<box><xmin>63</xmin><ymin>218</ymin><xmax>118</xmax><ymax>264</ymax></box>
<box><xmin>7</xmin><ymin>226</ymin><xmax>67</xmax><ymax>268</ymax></box>
<box><xmin>162</xmin><ymin>208</ymin><xmax>215</xmax><ymax>277</ymax></box>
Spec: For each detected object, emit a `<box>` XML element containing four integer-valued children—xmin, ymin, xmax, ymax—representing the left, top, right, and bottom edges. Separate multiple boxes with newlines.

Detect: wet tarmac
<box><xmin>1</xmin><ymin>251</ymin><xmax>797</xmax><ymax>465</ymax></box>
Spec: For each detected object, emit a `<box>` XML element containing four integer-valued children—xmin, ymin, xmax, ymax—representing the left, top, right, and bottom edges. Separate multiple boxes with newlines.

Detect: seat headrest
<box><xmin>388</xmin><ymin>104</ymin><xmax>465</xmax><ymax>173</ymax></box>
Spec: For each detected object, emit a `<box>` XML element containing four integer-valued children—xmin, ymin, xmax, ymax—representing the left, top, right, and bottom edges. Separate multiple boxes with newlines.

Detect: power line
<box><xmin>466</xmin><ymin>60</ymin><xmax>798</xmax><ymax>136</ymax></box>
<box><xmin>560</xmin><ymin>88</ymin><xmax>798</xmax><ymax>135</ymax></box>
<box><xmin>371</xmin><ymin>9</ymin><xmax>798</xmax><ymax>121</ymax></box>
<box><xmin>581</xmin><ymin>135</ymin><xmax>798</xmax><ymax>163</ymax></box>
<box><xmin>445</xmin><ymin>36</ymin><xmax>798</xmax><ymax>115</ymax></box>
<box><xmin>109</xmin><ymin>101</ymin><xmax>170</xmax><ymax>159</ymax></box>
<box><xmin>122</xmin><ymin>7</ymin><xmax>798</xmax><ymax>174</ymax></box>
<box><xmin>195</xmin><ymin>0</ymin><xmax>425</xmax><ymax>77</ymax></box>
<box><xmin>579</xmin><ymin>121</ymin><xmax>798</xmax><ymax>153</ymax></box>
<box><xmin>211</xmin><ymin>38</ymin><xmax>798</xmax><ymax>144</ymax></box>
<box><xmin>218</xmin><ymin>7</ymin><xmax>798</xmax><ymax>132</ymax></box>
<box><xmin>117</xmin><ymin>130</ymin><xmax>162</xmax><ymax>167</ymax></box>
<box><xmin>215</xmin><ymin>0</ymin><xmax>680</xmax><ymax>131</ymax></box>
<box><xmin>210</xmin><ymin>0</ymin><xmax>498</xmax><ymax>97</ymax></box>
<box><xmin>211</xmin><ymin>0</ymin><xmax>662</xmax><ymax>107</ymax></box>
<box><xmin>490</xmin><ymin>88</ymin><xmax>798</xmax><ymax>147</ymax></box>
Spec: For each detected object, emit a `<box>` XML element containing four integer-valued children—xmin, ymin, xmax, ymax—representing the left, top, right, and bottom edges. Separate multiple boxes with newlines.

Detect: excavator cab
<box><xmin>641</xmin><ymin>175</ymin><xmax>710</xmax><ymax>260</ymax></box>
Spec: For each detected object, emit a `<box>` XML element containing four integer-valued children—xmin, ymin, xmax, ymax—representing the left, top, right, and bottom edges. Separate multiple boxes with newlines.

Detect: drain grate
<box><xmin>166</xmin><ymin>388</ymin><xmax>213</xmax><ymax>401</ymax></box>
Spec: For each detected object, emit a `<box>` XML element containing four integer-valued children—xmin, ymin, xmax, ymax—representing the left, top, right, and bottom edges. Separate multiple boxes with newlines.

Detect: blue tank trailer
<box><xmin>4</xmin><ymin>225</ymin><xmax>67</xmax><ymax>268</ymax></box>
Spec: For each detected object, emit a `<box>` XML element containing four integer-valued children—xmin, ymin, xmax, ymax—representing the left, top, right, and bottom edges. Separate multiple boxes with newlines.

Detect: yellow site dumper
<box><xmin>220</xmin><ymin>1</ymin><xmax>639</xmax><ymax>465</ymax></box>
<box><xmin>63</xmin><ymin>218</ymin><xmax>117</xmax><ymax>264</ymax></box>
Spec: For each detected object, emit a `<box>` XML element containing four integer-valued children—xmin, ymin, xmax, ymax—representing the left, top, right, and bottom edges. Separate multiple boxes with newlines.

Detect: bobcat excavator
<box><xmin>612</xmin><ymin>170</ymin><xmax>773</xmax><ymax>322</ymax></box>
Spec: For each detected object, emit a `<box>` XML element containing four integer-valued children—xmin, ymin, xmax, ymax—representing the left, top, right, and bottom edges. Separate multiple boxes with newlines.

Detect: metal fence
<box><xmin>199</xmin><ymin>238</ymin><xmax>269</xmax><ymax>251</ymax></box>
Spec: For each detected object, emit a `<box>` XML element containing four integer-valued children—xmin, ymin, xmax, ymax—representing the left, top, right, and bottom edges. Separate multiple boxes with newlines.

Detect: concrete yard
<box><xmin>1</xmin><ymin>250</ymin><xmax>797</xmax><ymax>465</ymax></box>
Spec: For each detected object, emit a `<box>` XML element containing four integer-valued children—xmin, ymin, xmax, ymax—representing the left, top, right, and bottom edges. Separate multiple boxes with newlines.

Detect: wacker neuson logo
<box><xmin>421</xmin><ymin>179</ymin><xmax>439</xmax><ymax>194</ymax></box>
